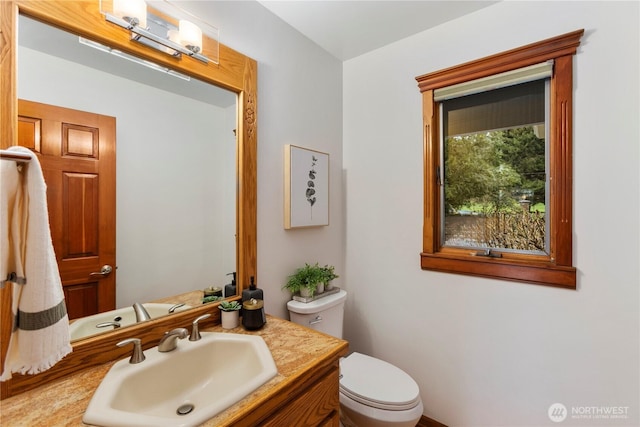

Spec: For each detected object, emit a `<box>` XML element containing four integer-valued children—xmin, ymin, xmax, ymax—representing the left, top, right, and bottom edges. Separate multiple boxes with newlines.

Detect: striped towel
<box><xmin>1</xmin><ymin>146</ymin><xmax>71</xmax><ymax>381</ymax></box>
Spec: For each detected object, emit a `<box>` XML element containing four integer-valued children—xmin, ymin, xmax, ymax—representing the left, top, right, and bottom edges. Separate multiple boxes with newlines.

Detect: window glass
<box><xmin>441</xmin><ymin>80</ymin><xmax>548</xmax><ymax>254</ymax></box>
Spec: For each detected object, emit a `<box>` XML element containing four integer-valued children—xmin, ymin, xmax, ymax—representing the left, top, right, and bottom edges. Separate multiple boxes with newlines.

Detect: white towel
<box><xmin>1</xmin><ymin>146</ymin><xmax>72</xmax><ymax>381</ymax></box>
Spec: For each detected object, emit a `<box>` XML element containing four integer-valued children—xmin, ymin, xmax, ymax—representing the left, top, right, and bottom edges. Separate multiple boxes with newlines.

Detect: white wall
<box><xmin>18</xmin><ymin>47</ymin><xmax>236</xmax><ymax>307</ymax></box>
<box><xmin>343</xmin><ymin>1</ymin><xmax>639</xmax><ymax>426</ymax></box>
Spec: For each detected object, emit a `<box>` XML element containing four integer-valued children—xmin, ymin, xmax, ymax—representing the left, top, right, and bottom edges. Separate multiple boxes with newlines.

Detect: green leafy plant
<box><xmin>202</xmin><ymin>295</ymin><xmax>223</xmax><ymax>304</ymax></box>
<box><xmin>283</xmin><ymin>263</ymin><xmax>325</xmax><ymax>296</ymax></box>
<box><xmin>219</xmin><ymin>300</ymin><xmax>242</xmax><ymax>311</ymax></box>
<box><xmin>320</xmin><ymin>265</ymin><xmax>339</xmax><ymax>284</ymax></box>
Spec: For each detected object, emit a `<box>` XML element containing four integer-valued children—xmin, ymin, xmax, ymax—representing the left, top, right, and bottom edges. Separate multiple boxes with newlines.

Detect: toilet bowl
<box><xmin>287</xmin><ymin>290</ymin><xmax>423</xmax><ymax>427</ymax></box>
<box><xmin>339</xmin><ymin>352</ymin><xmax>423</xmax><ymax>427</ymax></box>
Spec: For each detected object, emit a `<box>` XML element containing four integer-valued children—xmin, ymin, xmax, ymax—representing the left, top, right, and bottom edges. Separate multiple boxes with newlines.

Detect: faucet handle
<box><xmin>117</xmin><ymin>338</ymin><xmax>145</xmax><ymax>364</ymax></box>
<box><xmin>189</xmin><ymin>313</ymin><xmax>212</xmax><ymax>341</ymax></box>
<box><xmin>96</xmin><ymin>321</ymin><xmax>121</xmax><ymax>329</ymax></box>
<box><xmin>168</xmin><ymin>303</ymin><xmax>185</xmax><ymax>313</ymax></box>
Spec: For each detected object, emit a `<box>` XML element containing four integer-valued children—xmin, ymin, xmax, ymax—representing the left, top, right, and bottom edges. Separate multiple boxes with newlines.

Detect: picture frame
<box><xmin>284</xmin><ymin>145</ymin><xmax>329</xmax><ymax>229</ymax></box>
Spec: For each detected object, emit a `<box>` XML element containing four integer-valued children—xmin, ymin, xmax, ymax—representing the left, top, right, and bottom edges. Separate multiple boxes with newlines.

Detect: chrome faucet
<box><xmin>157</xmin><ymin>327</ymin><xmax>188</xmax><ymax>352</ymax></box>
<box><xmin>133</xmin><ymin>302</ymin><xmax>151</xmax><ymax>322</ymax></box>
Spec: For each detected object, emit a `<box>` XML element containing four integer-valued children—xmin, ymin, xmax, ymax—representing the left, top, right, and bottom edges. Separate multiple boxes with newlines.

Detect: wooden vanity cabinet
<box><xmin>261</xmin><ymin>364</ymin><xmax>341</xmax><ymax>427</ymax></box>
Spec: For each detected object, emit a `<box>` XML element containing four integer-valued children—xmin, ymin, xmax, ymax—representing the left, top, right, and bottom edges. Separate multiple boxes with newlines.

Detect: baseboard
<box><xmin>417</xmin><ymin>414</ymin><xmax>448</xmax><ymax>427</ymax></box>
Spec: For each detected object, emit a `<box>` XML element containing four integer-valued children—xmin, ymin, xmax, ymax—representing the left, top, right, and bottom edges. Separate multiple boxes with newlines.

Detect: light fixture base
<box><xmin>104</xmin><ymin>12</ymin><xmax>211</xmax><ymax>64</ymax></box>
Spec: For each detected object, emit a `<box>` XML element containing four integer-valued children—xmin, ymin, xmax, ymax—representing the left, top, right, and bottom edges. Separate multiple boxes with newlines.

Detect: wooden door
<box><xmin>17</xmin><ymin>100</ymin><xmax>116</xmax><ymax>319</ymax></box>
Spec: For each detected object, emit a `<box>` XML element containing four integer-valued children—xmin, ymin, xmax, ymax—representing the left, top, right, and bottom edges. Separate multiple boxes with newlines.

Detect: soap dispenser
<box><xmin>224</xmin><ymin>272</ymin><xmax>237</xmax><ymax>297</ymax></box>
<box><xmin>242</xmin><ymin>276</ymin><xmax>263</xmax><ymax>302</ymax></box>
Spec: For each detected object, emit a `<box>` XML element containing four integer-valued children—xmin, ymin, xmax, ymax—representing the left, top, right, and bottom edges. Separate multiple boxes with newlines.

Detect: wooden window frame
<box><xmin>416</xmin><ymin>30</ymin><xmax>584</xmax><ymax>289</ymax></box>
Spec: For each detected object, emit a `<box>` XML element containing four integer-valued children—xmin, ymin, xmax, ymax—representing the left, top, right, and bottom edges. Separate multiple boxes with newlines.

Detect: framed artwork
<box><xmin>284</xmin><ymin>145</ymin><xmax>329</xmax><ymax>229</ymax></box>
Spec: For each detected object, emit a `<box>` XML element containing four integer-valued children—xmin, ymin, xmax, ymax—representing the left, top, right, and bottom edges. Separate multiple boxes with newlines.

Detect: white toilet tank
<box><xmin>287</xmin><ymin>289</ymin><xmax>347</xmax><ymax>338</ymax></box>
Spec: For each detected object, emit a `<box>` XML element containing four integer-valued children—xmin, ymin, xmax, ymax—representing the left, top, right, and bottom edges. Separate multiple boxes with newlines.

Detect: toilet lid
<box><xmin>339</xmin><ymin>352</ymin><xmax>421</xmax><ymax>411</ymax></box>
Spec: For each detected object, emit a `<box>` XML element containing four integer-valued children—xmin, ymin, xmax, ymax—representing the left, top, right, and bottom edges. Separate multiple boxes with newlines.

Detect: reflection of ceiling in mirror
<box><xmin>18</xmin><ymin>15</ymin><xmax>236</xmax><ymax>108</ymax></box>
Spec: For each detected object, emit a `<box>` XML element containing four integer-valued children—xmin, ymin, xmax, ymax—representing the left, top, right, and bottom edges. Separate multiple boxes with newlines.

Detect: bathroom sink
<box><xmin>69</xmin><ymin>303</ymin><xmax>191</xmax><ymax>341</ymax></box>
<box><xmin>83</xmin><ymin>332</ymin><xmax>278</xmax><ymax>427</ymax></box>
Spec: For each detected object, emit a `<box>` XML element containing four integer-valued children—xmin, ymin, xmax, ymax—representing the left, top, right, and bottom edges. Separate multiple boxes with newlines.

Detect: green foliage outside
<box><xmin>444</xmin><ymin>126</ymin><xmax>547</xmax><ymax>252</ymax></box>
<box><xmin>445</xmin><ymin>126</ymin><xmax>546</xmax><ymax>213</ymax></box>
<box><xmin>458</xmin><ymin>201</ymin><xmax>545</xmax><ymax>214</ymax></box>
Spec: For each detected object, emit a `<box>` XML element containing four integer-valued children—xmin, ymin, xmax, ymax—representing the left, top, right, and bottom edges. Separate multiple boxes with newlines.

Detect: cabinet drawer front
<box><xmin>262</xmin><ymin>367</ymin><xmax>340</xmax><ymax>427</ymax></box>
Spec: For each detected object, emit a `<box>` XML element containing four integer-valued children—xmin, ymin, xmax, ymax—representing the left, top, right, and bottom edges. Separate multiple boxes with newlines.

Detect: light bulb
<box><xmin>166</xmin><ymin>29</ymin><xmax>181</xmax><ymax>55</ymax></box>
<box><xmin>113</xmin><ymin>0</ymin><xmax>147</xmax><ymax>28</ymax></box>
<box><xmin>179</xmin><ymin>20</ymin><xmax>202</xmax><ymax>53</ymax></box>
<box><xmin>167</xmin><ymin>29</ymin><xmax>180</xmax><ymax>44</ymax></box>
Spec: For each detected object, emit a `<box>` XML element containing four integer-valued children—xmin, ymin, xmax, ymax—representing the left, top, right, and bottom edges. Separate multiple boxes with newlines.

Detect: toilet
<box><xmin>287</xmin><ymin>289</ymin><xmax>424</xmax><ymax>427</ymax></box>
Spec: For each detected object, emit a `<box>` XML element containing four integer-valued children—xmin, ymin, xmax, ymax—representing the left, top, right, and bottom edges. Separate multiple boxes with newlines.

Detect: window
<box><xmin>416</xmin><ymin>30</ymin><xmax>584</xmax><ymax>288</ymax></box>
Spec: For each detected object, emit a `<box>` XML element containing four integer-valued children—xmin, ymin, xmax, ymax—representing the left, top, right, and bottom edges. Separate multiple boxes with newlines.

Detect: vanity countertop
<box><xmin>0</xmin><ymin>315</ymin><xmax>348</xmax><ymax>426</ymax></box>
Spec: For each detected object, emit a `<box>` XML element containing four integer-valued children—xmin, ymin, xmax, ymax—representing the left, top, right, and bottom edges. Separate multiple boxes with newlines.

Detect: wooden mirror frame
<box><xmin>0</xmin><ymin>0</ymin><xmax>257</xmax><ymax>398</ymax></box>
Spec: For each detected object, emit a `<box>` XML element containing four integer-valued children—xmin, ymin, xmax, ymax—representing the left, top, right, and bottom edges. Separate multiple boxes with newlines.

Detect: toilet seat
<box><xmin>339</xmin><ymin>352</ymin><xmax>421</xmax><ymax>411</ymax></box>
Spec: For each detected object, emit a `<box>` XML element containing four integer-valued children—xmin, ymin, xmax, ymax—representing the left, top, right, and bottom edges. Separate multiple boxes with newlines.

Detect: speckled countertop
<box><xmin>0</xmin><ymin>315</ymin><xmax>348</xmax><ymax>427</ymax></box>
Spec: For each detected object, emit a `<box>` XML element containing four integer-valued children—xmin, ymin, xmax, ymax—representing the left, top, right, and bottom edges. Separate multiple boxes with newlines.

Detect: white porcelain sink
<box><xmin>69</xmin><ymin>303</ymin><xmax>191</xmax><ymax>341</ymax></box>
<box><xmin>83</xmin><ymin>332</ymin><xmax>278</xmax><ymax>427</ymax></box>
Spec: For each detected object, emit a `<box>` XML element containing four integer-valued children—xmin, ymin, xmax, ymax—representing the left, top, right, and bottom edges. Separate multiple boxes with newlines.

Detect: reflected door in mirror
<box><xmin>17</xmin><ymin>100</ymin><xmax>116</xmax><ymax>319</ymax></box>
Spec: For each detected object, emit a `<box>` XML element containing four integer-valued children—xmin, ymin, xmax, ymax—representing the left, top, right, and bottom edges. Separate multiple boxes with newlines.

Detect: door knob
<box><xmin>89</xmin><ymin>264</ymin><xmax>113</xmax><ymax>277</ymax></box>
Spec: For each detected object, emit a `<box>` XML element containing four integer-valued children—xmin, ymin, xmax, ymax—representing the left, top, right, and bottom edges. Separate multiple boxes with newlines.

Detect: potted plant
<box><xmin>283</xmin><ymin>263</ymin><xmax>324</xmax><ymax>298</ymax></box>
<box><xmin>321</xmin><ymin>265</ymin><xmax>339</xmax><ymax>290</ymax></box>
<box><xmin>218</xmin><ymin>300</ymin><xmax>241</xmax><ymax>329</ymax></box>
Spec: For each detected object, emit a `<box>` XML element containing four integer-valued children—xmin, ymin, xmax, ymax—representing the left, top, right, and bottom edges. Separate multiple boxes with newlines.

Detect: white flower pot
<box><xmin>220</xmin><ymin>310</ymin><xmax>239</xmax><ymax>329</ymax></box>
<box><xmin>299</xmin><ymin>286</ymin><xmax>313</xmax><ymax>298</ymax></box>
<box><xmin>325</xmin><ymin>280</ymin><xmax>334</xmax><ymax>290</ymax></box>
<box><xmin>316</xmin><ymin>281</ymin><xmax>325</xmax><ymax>294</ymax></box>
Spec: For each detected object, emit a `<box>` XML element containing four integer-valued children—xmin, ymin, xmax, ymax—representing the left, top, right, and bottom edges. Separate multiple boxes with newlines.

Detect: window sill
<box><xmin>420</xmin><ymin>252</ymin><xmax>576</xmax><ymax>289</ymax></box>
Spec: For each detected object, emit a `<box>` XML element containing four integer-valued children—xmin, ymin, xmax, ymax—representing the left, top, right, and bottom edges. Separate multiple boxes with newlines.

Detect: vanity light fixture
<box><xmin>100</xmin><ymin>0</ymin><xmax>217</xmax><ymax>64</ymax></box>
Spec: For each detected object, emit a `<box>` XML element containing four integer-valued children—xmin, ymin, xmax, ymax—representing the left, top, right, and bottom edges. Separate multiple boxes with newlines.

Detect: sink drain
<box><xmin>177</xmin><ymin>404</ymin><xmax>195</xmax><ymax>416</ymax></box>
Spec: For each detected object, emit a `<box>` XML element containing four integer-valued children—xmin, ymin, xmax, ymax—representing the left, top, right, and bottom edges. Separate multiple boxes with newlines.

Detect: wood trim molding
<box><xmin>416</xmin><ymin>29</ymin><xmax>584</xmax><ymax>92</ymax></box>
<box><xmin>550</xmin><ymin>55</ymin><xmax>574</xmax><ymax>267</ymax></box>
<box><xmin>420</xmin><ymin>252</ymin><xmax>577</xmax><ymax>289</ymax></box>
<box><xmin>237</xmin><ymin>55</ymin><xmax>258</xmax><ymax>288</ymax></box>
<box><xmin>422</xmin><ymin>90</ymin><xmax>437</xmax><ymax>253</ymax></box>
<box><xmin>0</xmin><ymin>0</ymin><xmax>18</xmax><ymax>401</ymax></box>
<box><xmin>417</xmin><ymin>414</ymin><xmax>448</xmax><ymax>427</ymax></box>
<box><xmin>1</xmin><ymin>0</ymin><xmax>257</xmax><ymax>399</ymax></box>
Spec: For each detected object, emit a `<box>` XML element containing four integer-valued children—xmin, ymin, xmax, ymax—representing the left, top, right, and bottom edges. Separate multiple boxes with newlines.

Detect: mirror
<box><xmin>1</xmin><ymin>0</ymin><xmax>256</xmax><ymax>399</ymax></box>
<box><xmin>18</xmin><ymin>15</ymin><xmax>237</xmax><ymax>333</ymax></box>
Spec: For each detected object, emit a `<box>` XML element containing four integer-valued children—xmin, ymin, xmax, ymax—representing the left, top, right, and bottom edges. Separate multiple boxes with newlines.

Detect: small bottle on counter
<box><xmin>241</xmin><ymin>276</ymin><xmax>263</xmax><ymax>302</ymax></box>
<box><xmin>224</xmin><ymin>272</ymin><xmax>237</xmax><ymax>297</ymax></box>
<box><xmin>242</xmin><ymin>298</ymin><xmax>266</xmax><ymax>330</ymax></box>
